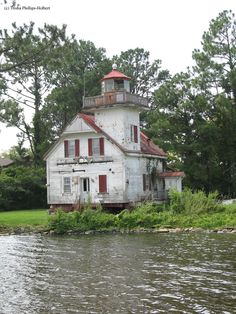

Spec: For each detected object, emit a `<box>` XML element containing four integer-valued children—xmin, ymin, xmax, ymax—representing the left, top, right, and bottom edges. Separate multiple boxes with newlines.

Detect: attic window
<box><xmin>88</xmin><ymin>138</ymin><xmax>104</xmax><ymax>156</ymax></box>
<box><xmin>64</xmin><ymin>140</ymin><xmax>80</xmax><ymax>158</ymax></box>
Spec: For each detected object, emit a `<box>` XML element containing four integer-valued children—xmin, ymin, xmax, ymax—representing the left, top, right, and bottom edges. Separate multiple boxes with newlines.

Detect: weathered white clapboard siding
<box><xmin>45</xmin><ymin>68</ymin><xmax>184</xmax><ymax>209</ymax></box>
<box><xmin>95</xmin><ymin>107</ymin><xmax>140</xmax><ymax>151</ymax></box>
<box><xmin>46</xmin><ymin>127</ymin><xmax>127</xmax><ymax>205</ymax></box>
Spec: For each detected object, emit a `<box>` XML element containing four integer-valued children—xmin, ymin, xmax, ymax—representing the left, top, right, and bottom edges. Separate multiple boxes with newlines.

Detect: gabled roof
<box><xmin>44</xmin><ymin>113</ymin><xmax>168</xmax><ymax>159</ymax></box>
<box><xmin>140</xmin><ymin>132</ymin><xmax>167</xmax><ymax>157</ymax></box>
<box><xmin>101</xmin><ymin>69</ymin><xmax>131</xmax><ymax>81</ymax></box>
<box><xmin>80</xmin><ymin>113</ymin><xmax>167</xmax><ymax>158</ymax></box>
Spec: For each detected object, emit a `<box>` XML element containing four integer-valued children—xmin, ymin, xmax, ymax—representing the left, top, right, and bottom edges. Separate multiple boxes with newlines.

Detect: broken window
<box><xmin>82</xmin><ymin>178</ymin><xmax>90</xmax><ymax>192</ymax></box>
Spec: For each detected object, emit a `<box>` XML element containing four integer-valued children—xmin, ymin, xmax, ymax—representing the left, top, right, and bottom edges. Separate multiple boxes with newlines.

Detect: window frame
<box><xmin>130</xmin><ymin>125</ymin><xmax>138</xmax><ymax>143</ymax></box>
<box><xmin>82</xmin><ymin>177</ymin><xmax>90</xmax><ymax>192</ymax></box>
<box><xmin>88</xmin><ymin>138</ymin><xmax>104</xmax><ymax>156</ymax></box>
<box><xmin>63</xmin><ymin>176</ymin><xmax>72</xmax><ymax>194</ymax></box>
<box><xmin>64</xmin><ymin>139</ymin><xmax>80</xmax><ymax>158</ymax></box>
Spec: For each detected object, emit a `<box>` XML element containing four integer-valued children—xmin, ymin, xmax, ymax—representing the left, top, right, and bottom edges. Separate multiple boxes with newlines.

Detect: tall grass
<box><xmin>48</xmin><ymin>193</ymin><xmax>236</xmax><ymax>234</ymax></box>
<box><xmin>168</xmin><ymin>188</ymin><xmax>223</xmax><ymax>214</ymax></box>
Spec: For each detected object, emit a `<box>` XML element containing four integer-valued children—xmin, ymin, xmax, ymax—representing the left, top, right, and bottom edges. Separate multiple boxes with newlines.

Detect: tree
<box><xmin>112</xmin><ymin>48</ymin><xmax>169</xmax><ymax>99</ymax></box>
<box><xmin>40</xmin><ymin>40</ymin><xmax>111</xmax><ymax>140</ymax></box>
<box><xmin>145</xmin><ymin>10</ymin><xmax>236</xmax><ymax>196</ymax></box>
<box><xmin>0</xmin><ymin>22</ymin><xmax>72</xmax><ymax>165</ymax></box>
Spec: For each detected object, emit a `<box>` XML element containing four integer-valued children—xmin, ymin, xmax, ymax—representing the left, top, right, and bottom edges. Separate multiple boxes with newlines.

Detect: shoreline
<box><xmin>0</xmin><ymin>226</ymin><xmax>236</xmax><ymax>236</ymax></box>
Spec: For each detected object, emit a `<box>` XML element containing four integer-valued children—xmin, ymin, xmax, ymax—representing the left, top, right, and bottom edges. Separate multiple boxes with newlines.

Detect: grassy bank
<box><xmin>48</xmin><ymin>202</ymin><xmax>236</xmax><ymax>234</ymax></box>
<box><xmin>0</xmin><ymin>191</ymin><xmax>236</xmax><ymax>235</ymax></box>
<box><xmin>47</xmin><ymin>190</ymin><xmax>236</xmax><ymax>234</ymax></box>
<box><xmin>0</xmin><ymin>209</ymin><xmax>48</xmax><ymax>233</ymax></box>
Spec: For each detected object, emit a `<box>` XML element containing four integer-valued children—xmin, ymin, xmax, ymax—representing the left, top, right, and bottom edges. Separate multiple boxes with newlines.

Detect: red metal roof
<box><xmin>79</xmin><ymin>113</ymin><xmax>101</xmax><ymax>133</ymax></box>
<box><xmin>80</xmin><ymin>113</ymin><xmax>167</xmax><ymax>157</ymax></box>
<box><xmin>158</xmin><ymin>171</ymin><xmax>185</xmax><ymax>178</ymax></box>
<box><xmin>140</xmin><ymin>132</ymin><xmax>167</xmax><ymax>157</ymax></box>
<box><xmin>101</xmin><ymin>69</ymin><xmax>131</xmax><ymax>81</ymax></box>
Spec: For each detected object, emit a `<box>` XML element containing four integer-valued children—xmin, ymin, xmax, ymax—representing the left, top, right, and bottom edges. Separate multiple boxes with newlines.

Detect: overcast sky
<box><xmin>0</xmin><ymin>0</ymin><xmax>236</xmax><ymax>153</ymax></box>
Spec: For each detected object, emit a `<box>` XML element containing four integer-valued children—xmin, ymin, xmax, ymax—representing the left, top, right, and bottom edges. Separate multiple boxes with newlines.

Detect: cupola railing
<box><xmin>83</xmin><ymin>91</ymin><xmax>148</xmax><ymax>110</ymax></box>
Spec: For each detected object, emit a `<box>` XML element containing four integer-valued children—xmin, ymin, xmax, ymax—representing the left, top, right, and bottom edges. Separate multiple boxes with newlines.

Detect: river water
<box><xmin>0</xmin><ymin>233</ymin><xmax>235</xmax><ymax>314</ymax></box>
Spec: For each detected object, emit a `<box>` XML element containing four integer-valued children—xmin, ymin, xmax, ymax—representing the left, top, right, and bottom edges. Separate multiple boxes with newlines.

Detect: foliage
<box><xmin>0</xmin><ymin>22</ymin><xmax>71</xmax><ymax>165</ymax></box>
<box><xmin>1</xmin><ymin>200</ymin><xmax>235</xmax><ymax>233</ymax></box>
<box><xmin>168</xmin><ymin>188</ymin><xmax>222</xmax><ymax>214</ymax></box>
<box><xmin>48</xmin><ymin>207</ymin><xmax>116</xmax><ymax>234</ymax></box>
<box><xmin>48</xmin><ymin>209</ymin><xmax>75</xmax><ymax>234</ymax></box>
<box><xmin>0</xmin><ymin>165</ymin><xmax>46</xmax><ymax>210</ymax></box>
<box><xmin>112</xmin><ymin>48</ymin><xmax>169</xmax><ymax>99</ymax></box>
<box><xmin>47</xmin><ymin>191</ymin><xmax>236</xmax><ymax>234</ymax></box>
<box><xmin>145</xmin><ymin>10</ymin><xmax>236</xmax><ymax>197</ymax></box>
<box><xmin>40</xmin><ymin>40</ymin><xmax>111</xmax><ymax>140</ymax></box>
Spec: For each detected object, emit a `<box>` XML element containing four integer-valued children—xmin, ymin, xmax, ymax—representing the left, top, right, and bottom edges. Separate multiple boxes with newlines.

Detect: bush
<box><xmin>0</xmin><ymin>166</ymin><xmax>46</xmax><ymax>211</ymax></box>
<box><xmin>48</xmin><ymin>207</ymin><xmax>117</xmax><ymax>233</ymax></box>
<box><xmin>48</xmin><ymin>209</ymin><xmax>75</xmax><ymax>234</ymax></box>
<box><xmin>168</xmin><ymin>188</ymin><xmax>222</xmax><ymax>214</ymax></box>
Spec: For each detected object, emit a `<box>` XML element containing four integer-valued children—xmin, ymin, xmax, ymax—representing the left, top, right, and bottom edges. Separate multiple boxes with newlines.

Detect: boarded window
<box><xmin>63</xmin><ymin>177</ymin><xmax>71</xmax><ymax>193</ymax></box>
<box><xmin>99</xmin><ymin>175</ymin><xmax>107</xmax><ymax>193</ymax></box>
<box><xmin>88</xmin><ymin>138</ymin><xmax>104</xmax><ymax>156</ymax></box>
<box><xmin>64</xmin><ymin>139</ymin><xmax>80</xmax><ymax>157</ymax></box>
<box><xmin>131</xmin><ymin>125</ymin><xmax>138</xmax><ymax>143</ymax></box>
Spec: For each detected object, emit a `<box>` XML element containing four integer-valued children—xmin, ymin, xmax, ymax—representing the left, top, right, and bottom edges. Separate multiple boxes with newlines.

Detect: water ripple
<box><xmin>0</xmin><ymin>233</ymin><xmax>235</xmax><ymax>313</ymax></box>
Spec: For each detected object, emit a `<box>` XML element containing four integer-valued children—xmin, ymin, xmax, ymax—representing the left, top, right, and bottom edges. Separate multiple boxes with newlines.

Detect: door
<box><xmin>80</xmin><ymin>178</ymin><xmax>90</xmax><ymax>204</ymax></box>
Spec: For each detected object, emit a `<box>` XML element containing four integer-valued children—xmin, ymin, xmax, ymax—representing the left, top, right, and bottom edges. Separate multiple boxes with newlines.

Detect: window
<box><xmin>88</xmin><ymin>138</ymin><xmax>104</xmax><ymax>156</ymax></box>
<box><xmin>63</xmin><ymin>177</ymin><xmax>71</xmax><ymax>193</ymax></box>
<box><xmin>82</xmin><ymin>178</ymin><xmax>90</xmax><ymax>192</ymax></box>
<box><xmin>131</xmin><ymin>125</ymin><xmax>138</xmax><ymax>143</ymax></box>
<box><xmin>114</xmin><ymin>79</ymin><xmax>124</xmax><ymax>90</ymax></box>
<box><xmin>143</xmin><ymin>174</ymin><xmax>151</xmax><ymax>191</ymax></box>
<box><xmin>99</xmin><ymin>175</ymin><xmax>107</xmax><ymax>193</ymax></box>
<box><xmin>64</xmin><ymin>139</ymin><xmax>80</xmax><ymax>158</ymax></box>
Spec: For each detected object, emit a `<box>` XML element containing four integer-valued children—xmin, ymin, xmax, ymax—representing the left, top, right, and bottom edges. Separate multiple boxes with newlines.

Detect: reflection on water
<box><xmin>0</xmin><ymin>233</ymin><xmax>235</xmax><ymax>313</ymax></box>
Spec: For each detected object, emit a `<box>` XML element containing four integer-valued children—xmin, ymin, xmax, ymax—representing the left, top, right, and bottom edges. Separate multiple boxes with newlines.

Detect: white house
<box><xmin>44</xmin><ymin>67</ymin><xmax>184</xmax><ymax>211</ymax></box>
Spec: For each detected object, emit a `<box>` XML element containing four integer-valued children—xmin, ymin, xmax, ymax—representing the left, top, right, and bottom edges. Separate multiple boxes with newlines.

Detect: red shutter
<box><xmin>75</xmin><ymin>139</ymin><xmax>80</xmax><ymax>157</ymax></box>
<box><xmin>134</xmin><ymin>125</ymin><xmax>138</xmax><ymax>143</ymax></box>
<box><xmin>64</xmin><ymin>140</ymin><xmax>69</xmax><ymax>158</ymax></box>
<box><xmin>88</xmin><ymin>138</ymin><xmax>93</xmax><ymax>156</ymax></box>
<box><xmin>99</xmin><ymin>138</ymin><xmax>104</xmax><ymax>155</ymax></box>
<box><xmin>99</xmin><ymin>175</ymin><xmax>107</xmax><ymax>193</ymax></box>
<box><xmin>143</xmin><ymin>174</ymin><xmax>146</xmax><ymax>191</ymax></box>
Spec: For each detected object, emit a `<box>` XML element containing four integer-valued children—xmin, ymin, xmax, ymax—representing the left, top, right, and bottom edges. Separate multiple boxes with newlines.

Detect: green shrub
<box><xmin>78</xmin><ymin>208</ymin><xmax>116</xmax><ymax>230</ymax></box>
<box><xmin>48</xmin><ymin>209</ymin><xmax>75</xmax><ymax>234</ymax></box>
<box><xmin>168</xmin><ymin>188</ymin><xmax>222</xmax><ymax>214</ymax></box>
<box><xmin>116</xmin><ymin>204</ymin><xmax>161</xmax><ymax>229</ymax></box>
<box><xmin>0</xmin><ymin>166</ymin><xmax>46</xmax><ymax>211</ymax></box>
